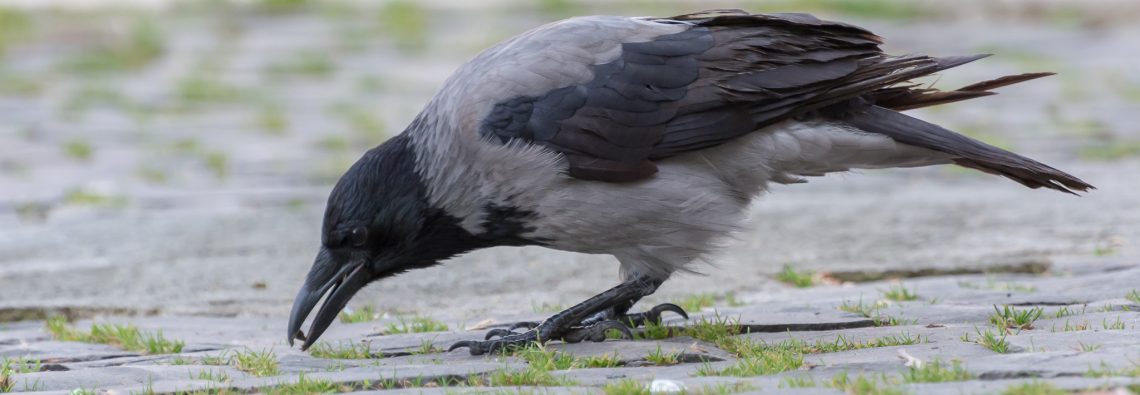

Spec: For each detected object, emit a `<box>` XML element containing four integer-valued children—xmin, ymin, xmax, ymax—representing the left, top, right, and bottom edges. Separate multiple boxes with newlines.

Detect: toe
<box><xmin>447</xmin><ymin>340</ymin><xmax>484</xmax><ymax>355</ymax></box>
<box><xmin>484</xmin><ymin>328</ymin><xmax>514</xmax><ymax>340</ymax></box>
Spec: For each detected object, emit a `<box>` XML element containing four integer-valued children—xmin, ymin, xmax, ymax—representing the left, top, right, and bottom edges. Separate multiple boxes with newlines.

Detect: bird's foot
<box><xmin>460</xmin><ymin>303</ymin><xmax>688</xmax><ymax>355</ymax></box>
<box><xmin>449</xmin><ymin>277</ymin><xmax>675</xmax><ymax>355</ymax></box>
<box><xmin>450</xmin><ymin>320</ymin><xmax>634</xmax><ymax>355</ymax></box>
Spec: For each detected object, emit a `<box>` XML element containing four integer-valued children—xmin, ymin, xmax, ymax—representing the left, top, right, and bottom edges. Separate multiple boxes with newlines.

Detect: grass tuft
<box><xmin>682</xmin><ymin>313</ymin><xmax>741</xmax><ymax>345</ymax></box>
<box><xmin>644</xmin><ymin>345</ymin><xmax>680</xmax><ymax>366</ymax></box>
<box><xmin>1</xmin><ymin>357</ymin><xmax>41</xmax><ymax>392</ymax></box>
<box><xmin>309</xmin><ymin>341</ymin><xmax>374</xmax><ymax>359</ymax></box>
<box><xmin>378</xmin><ymin>1</ymin><xmax>427</xmax><ymax>53</ymax></box>
<box><xmin>1050</xmin><ymin>319</ymin><xmax>1089</xmax><ymax>332</ymax></box>
<box><xmin>62</xmin><ymin>139</ymin><xmax>94</xmax><ymax>161</ymax></box>
<box><xmin>697</xmin><ymin>348</ymin><xmax>803</xmax><ymax>377</ymax></box>
<box><xmin>383</xmin><ymin>315</ymin><xmax>448</xmax><ymax>334</ymax></box>
<box><xmin>967</xmin><ymin>327</ymin><xmax>1011</xmax><ymax>353</ymax></box>
<box><xmin>338</xmin><ymin>305</ymin><xmax>379</xmax><ymax>324</ymax></box>
<box><xmin>602</xmin><ymin>379</ymin><xmax>648</xmax><ymax>395</ymax></box>
<box><xmin>902</xmin><ymin>359</ymin><xmax>972</xmax><ymax>383</ymax></box>
<box><xmin>261</xmin><ymin>373</ymin><xmax>350</xmax><ymax>395</ymax></box>
<box><xmin>61</xmin><ymin>18</ymin><xmax>164</xmax><ymax>74</ymax></box>
<box><xmin>1126</xmin><ymin>290</ymin><xmax>1140</xmax><ymax>304</ymax></box>
<box><xmin>776</xmin><ymin>264</ymin><xmax>814</xmax><ymax>287</ymax></box>
<box><xmin>989</xmin><ymin>305</ymin><xmax>1043</xmax><ymax>332</ymax></box>
<box><xmin>264</xmin><ymin>51</ymin><xmax>335</xmax><ymax>78</ymax></box>
<box><xmin>838</xmin><ymin>298</ymin><xmax>912</xmax><ymax>326</ymax></box>
<box><xmin>698</xmin><ymin>331</ymin><xmax>925</xmax><ymax>377</ymax></box>
<box><xmin>513</xmin><ymin>343</ymin><xmax>576</xmax><ymax>371</ymax></box>
<box><xmin>194</xmin><ymin>369</ymin><xmax>231</xmax><ymax>382</ymax></box>
<box><xmin>256</xmin><ymin>104</ymin><xmax>289</xmax><ymax>135</ymax></box>
<box><xmin>254</xmin><ymin>0</ymin><xmax>313</xmax><ymax>13</ymax></box>
<box><xmin>203</xmin><ymin>151</ymin><xmax>229</xmax><ymax>179</ymax></box>
<box><xmin>177</xmin><ymin>73</ymin><xmax>248</xmax><ymax>104</ymax></box>
<box><xmin>881</xmin><ymin>284</ymin><xmax>919</xmax><ymax>301</ymax></box>
<box><xmin>1052</xmin><ymin>305</ymin><xmax>1086</xmax><ymax>318</ymax></box>
<box><xmin>1085</xmin><ymin>361</ymin><xmax>1140</xmax><ymax>378</ymax></box>
<box><xmin>578</xmin><ymin>352</ymin><xmax>622</xmax><ymax>368</ymax></box>
<box><xmin>1000</xmin><ymin>380</ymin><xmax>1066</xmax><ymax>395</ymax></box>
<box><xmin>632</xmin><ymin>318</ymin><xmax>674</xmax><ymax>340</ymax></box>
<box><xmin>0</xmin><ymin>7</ymin><xmax>31</xmax><ymax>61</ymax></box>
<box><xmin>62</xmin><ymin>189</ymin><xmax>128</xmax><ymax>208</ymax></box>
<box><xmin>233</xmin><ymin>349</ymin><xmax>279</xmax><ymax>377</ymax></box>
<box><xmin>0</xmin><ymin>72</ymin><xmax>43</xmax><ymax>96</ymax></box>
<box><xmin>827</xmin><ymin>372</ymin><xmax>908</xmax><ymax>395</ymax></box>
<box><xmin>484</xmin><ymin>364</ymin><xmax>570</xmax><ymax>386</ymax></box>
<box><xmin>45</xmin><ymin>316</ymin><xmax>183</xmax><ymax>354</ymax></box>
<box><xmin>1102</xmin><ymin>316</ymin><xmax>1125</xmax><ymax>330</ymax></box>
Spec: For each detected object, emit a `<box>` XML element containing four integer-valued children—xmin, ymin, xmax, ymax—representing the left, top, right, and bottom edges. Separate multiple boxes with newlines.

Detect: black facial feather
<box><xmin>323</xmin><ymin>134</ymin><xmax>486</xmax><ymax>269</ymax></box>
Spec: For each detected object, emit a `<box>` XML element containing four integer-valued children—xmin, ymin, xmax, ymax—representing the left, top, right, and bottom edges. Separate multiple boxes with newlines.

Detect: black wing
<box><xmin>481</xmin><ymin>10</ymin><xmax>989</xmax><ymax>182</ymax></box>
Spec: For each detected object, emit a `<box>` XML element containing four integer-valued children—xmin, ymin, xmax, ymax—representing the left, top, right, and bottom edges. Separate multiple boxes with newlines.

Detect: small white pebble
<box><xmin>897</xmin><ymin>348</ymin><xmax>923</xmax><ymax>368</ymax></box>
<box><xmin>649</xmin><ymin>379</ymin><xmax>687</xmax><ymax>393</ymax></box>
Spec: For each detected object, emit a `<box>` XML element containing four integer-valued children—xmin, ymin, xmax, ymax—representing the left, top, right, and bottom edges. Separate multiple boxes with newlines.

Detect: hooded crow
<box><xmin>287</xmin><ymin>9</ymin><xmax>1093</xmax><ymax>355</ymax></box>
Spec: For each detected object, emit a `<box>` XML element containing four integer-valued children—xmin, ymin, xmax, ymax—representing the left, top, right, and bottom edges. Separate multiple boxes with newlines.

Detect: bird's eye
<box><xmin>349</xmin><ymin>226</ymin><xmax>368</xmax><ymax>247</ymax></box>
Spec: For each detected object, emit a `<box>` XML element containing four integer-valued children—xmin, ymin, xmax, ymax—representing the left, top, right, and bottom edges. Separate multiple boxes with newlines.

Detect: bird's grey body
<box><xmin>287</xmin><ymin>10</ymin><xmax>1092</xmax><ymax>355</ymax></box>
<box><xmin>411</xmin><ymin>14</ymin><xmax>953</xmax><ymax>279</ymax></box>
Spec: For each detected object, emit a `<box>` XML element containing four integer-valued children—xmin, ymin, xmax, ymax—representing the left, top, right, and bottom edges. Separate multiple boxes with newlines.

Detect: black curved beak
<box><xmin>287</xmin><ymin>248</ymin><xmax>371</xmax><ymax>350</ymax></box>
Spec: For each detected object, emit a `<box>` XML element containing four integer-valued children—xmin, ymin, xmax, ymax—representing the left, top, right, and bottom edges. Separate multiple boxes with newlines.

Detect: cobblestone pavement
<box><xmin>1</xmin><ymin>1</ymin><xmax>1139</xmax><ymax>393</ymax></box>
<box><xmin>3</xmin><ymin>259</ymin><xmax>1140</xmax><ymax>394</ymax></box>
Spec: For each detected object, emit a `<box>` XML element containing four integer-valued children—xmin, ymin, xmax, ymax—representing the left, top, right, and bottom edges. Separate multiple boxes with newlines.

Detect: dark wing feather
<box><xmin>480</xmin><ymin>11</ymin><xmax>1021</xmax><ymax>182</ymax></box>
<box><xmin>870</xmin><ymin>71</ymin><xmax>1055</xmax><ymax>111</ymax></box>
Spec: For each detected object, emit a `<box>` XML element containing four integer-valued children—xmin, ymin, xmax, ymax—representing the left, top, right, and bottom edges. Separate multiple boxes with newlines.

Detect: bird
<box><xmin>286</xmin><ymin>9</ymin><xmax>1093</xmax><ymax>355</ymax></box>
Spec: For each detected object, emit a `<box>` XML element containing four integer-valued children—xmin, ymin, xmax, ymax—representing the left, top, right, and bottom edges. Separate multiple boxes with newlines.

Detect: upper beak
<box><xmin>287</xmin><ymin>248</ymin><xmax>371</xmax><ymax>350</ymax></box>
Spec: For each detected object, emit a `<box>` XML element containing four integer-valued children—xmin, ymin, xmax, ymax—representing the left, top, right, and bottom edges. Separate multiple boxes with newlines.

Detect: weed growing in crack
<box><xmin>881</xmin><ymin>284</ymin><xmax>919</xmax><ymax>301</ymax></box>
<box><xmin>970</xmin><ymin>327</ymin><xmax>1011</xmax><ymax>353</ymax></box>
<box><xmin>644</xmin><ymin>345</ymin><xmax>680</xmax><ymax>366</ymax></box>
<box><xmin>233</xmin><ymin>349</ymin><xmax>279</xmax><ymax>377</ymax></box>
<box><xmin>989</xmin><ymin>305</ymin><xmax>1043</xmax><ymax>332</ymax></box>
<box><xmin>775</xmin><ymin>264</ymin><xmax>814</xmax><ymax>287</ymax></box>
<box><xmin>383</xmin><ymin>315</ymin><xmax>448</xmax><ymax>334</ymax></box>
<box><xmin>45</xmin><ymin>316</ymin><xmax>183</xmax><ymax>354</ymax></box>
<box><xmin>902</xmin><ymin>359</ymin><xmax>972</xmax><ymax>383</ymax></box>
<box><xmin>309</xmin><ymin>341</ymin><xmax>374</xmax><ymax>359</ymax></box>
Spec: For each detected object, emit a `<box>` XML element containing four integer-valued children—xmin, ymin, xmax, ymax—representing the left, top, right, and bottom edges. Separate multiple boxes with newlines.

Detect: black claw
<box><xmin>484</xmin><ymin>328</ymin><xmax>514</xmax><ymax>340</ymax></box>
<box><xmin>649</xmin><ymin>303</ymin><xmax>689</xmax><ymax>321</ymax></box>
<box><xmin>448</xmin><ymin>340</ymin><xmax>481</xmax><ymax>355</ymax></box>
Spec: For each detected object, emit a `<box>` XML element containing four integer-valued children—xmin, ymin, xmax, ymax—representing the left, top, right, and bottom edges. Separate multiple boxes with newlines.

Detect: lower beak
<box><xmin>287</xmin><ymin>248</ymin><xmax>371</xmax><ymax>350</ymax></box>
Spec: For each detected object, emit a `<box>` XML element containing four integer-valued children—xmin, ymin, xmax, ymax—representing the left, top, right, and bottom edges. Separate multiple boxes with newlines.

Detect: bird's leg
<box><xmin>448</xmin><ymin>275</ymin><xmax>662</xmax><ymax>355</ymax></box>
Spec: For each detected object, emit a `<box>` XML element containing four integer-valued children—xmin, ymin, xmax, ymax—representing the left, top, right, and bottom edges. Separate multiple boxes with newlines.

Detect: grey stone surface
<box><xmin>2</xmin><ymin>1</ymin><xmax>1140</xmax><ymax>394</ymax></box>
<box><xmin>5</xmin><ymin>259</ymin><xmax>1139</xmax><ymax>393</ymax></box>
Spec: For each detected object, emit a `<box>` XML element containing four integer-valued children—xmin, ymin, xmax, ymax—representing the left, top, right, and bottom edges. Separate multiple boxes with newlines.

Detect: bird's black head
<box><xmin>287</xmin><ymin>133</ymin><xmax>488</xmax><ymax>350</ymax></box>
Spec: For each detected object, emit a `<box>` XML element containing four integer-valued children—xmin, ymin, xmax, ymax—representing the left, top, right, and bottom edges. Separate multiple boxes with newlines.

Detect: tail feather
<box><xmin>844</xmin><ymin>106</ymin><xmax>1094</xmax><ymax>194</ymax></box>
<box><xmin>872</xmin><ymin>72</ymin><xmax>1055</xmax><ymax>111</ymax></box>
